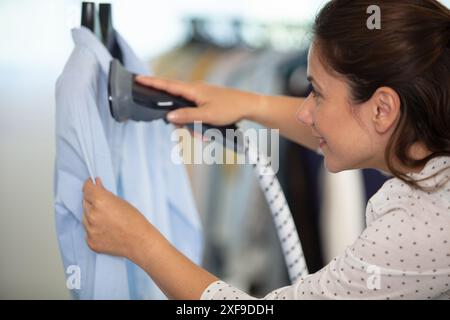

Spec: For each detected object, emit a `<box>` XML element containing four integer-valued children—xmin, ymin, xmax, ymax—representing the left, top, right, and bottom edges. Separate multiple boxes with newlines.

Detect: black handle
<box><xmin>185</xmin><ymin>123</ymin><xmax>238</xmax><ymax>137</ymax></box>
<box><xmin>133</xmin><ymin>82</ymin><xmax>195</xmax><ymax>110</ymax></box>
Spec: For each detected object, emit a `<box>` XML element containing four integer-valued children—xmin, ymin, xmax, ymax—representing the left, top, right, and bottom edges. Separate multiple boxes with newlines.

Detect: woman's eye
<box><xmin>311</xmin><ymin>88</ymin><xmax>321</xmax><ymax>99</ymax></box>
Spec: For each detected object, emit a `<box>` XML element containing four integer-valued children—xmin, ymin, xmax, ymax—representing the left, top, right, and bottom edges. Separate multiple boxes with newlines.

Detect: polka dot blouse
<box><xmin>201</xmin><ymin>156</ymin><xmax>450</xmax><ymax>300</ymax></box>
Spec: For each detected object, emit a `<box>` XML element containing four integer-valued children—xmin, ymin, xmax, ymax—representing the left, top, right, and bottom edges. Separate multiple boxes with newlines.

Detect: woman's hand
<box><xmin>82</xmin><ymin>178</ymin><xmax>221</xmax><ymax>300</ymax></box>
<box><xmin>135</xmin><ymin>76</ymin><xmax>263</xmax><ymax>126</ymax></box>
<box><xmin>82</xmin><ymin>177</ymin><xmax>154</xmax><ymax>261</ymax></box>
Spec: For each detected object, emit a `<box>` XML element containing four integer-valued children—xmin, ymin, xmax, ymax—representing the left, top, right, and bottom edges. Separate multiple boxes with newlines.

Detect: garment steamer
<box><xmin>108</xmin><ymin>59</ymin><xmax>308</xmax><ymax>282</ymax></box>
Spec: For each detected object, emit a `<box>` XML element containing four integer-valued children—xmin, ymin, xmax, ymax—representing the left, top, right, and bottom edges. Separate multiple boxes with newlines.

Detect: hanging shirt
<box><xmin>201</xmin><ymin>156</ymin><xmax>450</xmax><ymax>300</ymax></box>
<box><xmin>54</xmin><ymin>26</ymin><xmax>203</xmax><ymax>299</ymax></box>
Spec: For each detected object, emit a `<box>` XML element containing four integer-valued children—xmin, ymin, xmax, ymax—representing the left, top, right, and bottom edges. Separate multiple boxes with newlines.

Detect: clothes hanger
<box><xmin>231</xmin><ymin>19</ymin><xmax>245</xmax><ymax>48</ymax></box>
<box><xmin>81</xmin><ymin>2</ymin><xmax>96</xmax><ymax>33</ymax></box>
<box><xmin>185</xmin><ymin>18</ymin><xmax>211</xmax><ymax>46</ymax></box>
<box><xmin>81</xmin><ymin>2</ymin><xmax>123</xmax><ymax>63</ymax></box>
<box><xmin>99</xmin><ymin>3</ymin><xmax>123</xmax><ymax>63</ymax></box>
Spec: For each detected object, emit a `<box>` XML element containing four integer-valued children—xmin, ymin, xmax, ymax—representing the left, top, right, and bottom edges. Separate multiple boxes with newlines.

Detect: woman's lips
<box><xmin>313</xmin><ymin>133</ymin><xmax>326</xmax><ymax>148</ymax></box>
<box><xmin>318</xmin><ymin>138</ymin><xmax>327</xmax><ymax>148</ymax></box>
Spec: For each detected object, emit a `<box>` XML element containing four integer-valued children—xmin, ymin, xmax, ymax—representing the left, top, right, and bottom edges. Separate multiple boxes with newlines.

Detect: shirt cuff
<box><xmin>200</xmin><ymin>280</ymin><xmax>230</xmax><ymax>300</ymax></box>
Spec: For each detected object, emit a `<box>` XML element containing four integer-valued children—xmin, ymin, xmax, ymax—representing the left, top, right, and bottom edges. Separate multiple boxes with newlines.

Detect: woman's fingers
<box><xmin>82</xmin><ymin>178</ymin><xmax>96</xmax><ymax>203</ymax></box>
<box><xmin>167</xmin><ymin>107</ymin><xmax>210</xmax><ymax>124</ymax></box>
<box><xmin>135</xmin><ymin>75</ymin><xmax>198</xmax><ymax>102</ymax></box>
<box><xmin>82</xmin><ymin>210</ymin><xmax>90</xmax><ymax>228</ymax></box>
<box><xmin>95</xmin><ymin>177</ymin><xmax>103</xmax><ymax>188</ymax></box>
<box><xmin>82</xmin><ymin>199</ymin><xmax>90</xmax><ymax>212</ymax></box>
<box><xmin>82</xmin><ymin>199</ymin><xmax>93</xmax><ymax>225</ymax></box>
<box><xmin>83</xmin><ymin>177</ymin><xmax>106</xmax><ymax>206</ymax></box>
<box><xmin>135</xmin><ymin>76</ymin><xmax>207</xmax><ymax>125</ymax></box>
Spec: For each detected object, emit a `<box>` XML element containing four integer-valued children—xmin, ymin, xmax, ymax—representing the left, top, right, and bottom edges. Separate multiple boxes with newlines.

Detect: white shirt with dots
<box><xmin>200</xmin><ymin>156</ymin><xmax>450</xmax><ymax>300</ymax></box>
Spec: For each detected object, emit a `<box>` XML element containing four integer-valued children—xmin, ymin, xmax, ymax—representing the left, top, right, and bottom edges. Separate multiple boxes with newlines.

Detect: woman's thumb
<box><xmin>95</xmin><ymin>177</ymin><xmax>104</xmax><ymax>188</ymax></box>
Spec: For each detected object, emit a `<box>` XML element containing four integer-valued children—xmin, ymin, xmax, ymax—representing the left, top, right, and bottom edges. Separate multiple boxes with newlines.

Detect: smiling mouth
<box><xmin>319</xmin><ymin>138</ymin><xmax>327</xmax><ymax>148</ymax></box>
<box><xmin>313</xmin><ymin>135</ymin><xmax>327</xmax><ymax>148</ymax></box>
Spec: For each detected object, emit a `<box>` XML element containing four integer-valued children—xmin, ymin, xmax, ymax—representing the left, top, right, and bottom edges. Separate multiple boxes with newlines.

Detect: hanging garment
<box><xmin>54</xmin><ymin>26</ymin><xmax>203</xmax><ymax>299</ymax></box>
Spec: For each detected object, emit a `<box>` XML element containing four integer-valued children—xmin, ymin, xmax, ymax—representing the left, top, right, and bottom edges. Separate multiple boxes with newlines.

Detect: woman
<box><xmin>82</xmin><ymin>0</ymin><xmax>450</xmax><ymax>299</ymax></box>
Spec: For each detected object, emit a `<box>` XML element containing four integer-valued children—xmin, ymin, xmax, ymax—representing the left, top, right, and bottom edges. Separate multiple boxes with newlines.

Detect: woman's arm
<box><xmin>82</xmin><ymin>178</ymin><xmax>218</xmax><ymax>300</ymax></box>
<box><xmin>135</xmin><ymin>76</ymin><xmax>319</xmax><ymax>151</ymax></box>
<box><xmin>130</xmin><ymin>225</ymin><xmax>219</xmax><ymax>300</ymax></box>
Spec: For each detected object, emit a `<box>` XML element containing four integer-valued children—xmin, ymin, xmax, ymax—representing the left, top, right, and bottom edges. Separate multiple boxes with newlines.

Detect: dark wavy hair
<box><xmin>312</xmin><ymin>0</ymin><xmax>450</xmax><ymax>190</ymax></box>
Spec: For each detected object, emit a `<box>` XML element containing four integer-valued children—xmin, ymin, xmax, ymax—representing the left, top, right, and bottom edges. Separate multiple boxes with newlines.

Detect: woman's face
<box><xmin>297</xmin><ymin>41</ymin><xmax>386</xmax><ymax>173</ymax></box>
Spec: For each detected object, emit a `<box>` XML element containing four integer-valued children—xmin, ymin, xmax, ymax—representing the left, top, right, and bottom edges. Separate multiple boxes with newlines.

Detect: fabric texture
<box><xmin>54</xmin><ymin>27</ymin><xmax>203</xmax><ymax>299</ymax></box>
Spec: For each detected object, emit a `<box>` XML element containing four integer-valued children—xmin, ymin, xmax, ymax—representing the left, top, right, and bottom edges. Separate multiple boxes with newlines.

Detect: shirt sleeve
<box><xmin>200</xmin><ymin>208</ymin><xmax>450</xmax><ymax>300</ymax></box>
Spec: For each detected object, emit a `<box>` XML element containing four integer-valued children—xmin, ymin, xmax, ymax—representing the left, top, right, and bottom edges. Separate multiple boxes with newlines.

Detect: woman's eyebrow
<box><xmin>306</xmin><ymin>75</ymin><xmax>323</xmax><ymax>91</ymax></box>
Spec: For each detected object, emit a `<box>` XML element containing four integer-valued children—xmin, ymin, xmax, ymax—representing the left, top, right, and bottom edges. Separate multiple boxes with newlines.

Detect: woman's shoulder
<box><xmin>366</xmin><ymin>156</ymin><xmax>450</xmax><ymax>225</ymax></box>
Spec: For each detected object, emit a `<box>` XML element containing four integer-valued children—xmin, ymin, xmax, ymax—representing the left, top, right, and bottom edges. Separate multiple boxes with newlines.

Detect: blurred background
<box><xmin>1</xmin><ymin>0</ymin><xmax>448</xmax><ymax>299</ymax></box>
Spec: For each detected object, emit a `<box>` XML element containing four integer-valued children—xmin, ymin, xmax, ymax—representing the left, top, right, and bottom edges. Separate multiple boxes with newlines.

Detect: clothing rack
<box><xmin>182</xmin><ymin>17</ymin><xmax>312</xmax><ymax>51</ymax></box>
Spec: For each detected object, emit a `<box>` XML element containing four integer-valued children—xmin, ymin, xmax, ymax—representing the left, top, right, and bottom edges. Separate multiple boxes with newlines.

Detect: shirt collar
<box><xmin>71</xmin><ymin>26</ymin><xmax>113</xmax><ymax>75</ymax></box>
<box><xmin>406</xmin><ymin>155</ymin><xmax>450</xmax><ymax>188</ymax></box>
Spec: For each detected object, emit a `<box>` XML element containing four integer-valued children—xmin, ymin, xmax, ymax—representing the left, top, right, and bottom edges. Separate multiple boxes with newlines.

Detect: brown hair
<box><xmin>312</xmin><ymin>0</ymin><xmax>450</xmax><ymax>190</ymax></box>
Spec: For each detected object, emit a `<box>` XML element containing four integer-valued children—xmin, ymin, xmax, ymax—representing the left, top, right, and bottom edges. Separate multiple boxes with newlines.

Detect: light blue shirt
<box><xmin>54</xmin><ymin>27</ymin><xmax>203</xmax><ymax>299</ymax></box>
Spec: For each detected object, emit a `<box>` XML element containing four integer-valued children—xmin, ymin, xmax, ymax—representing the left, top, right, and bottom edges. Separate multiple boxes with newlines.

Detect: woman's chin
<box><xmin>324</xmin><ymin>154</ymin><xmax>367</xmax><ymax>173</ymax></box>
<box><xmin>323</xmin><ymin>156</ymin><xmax>344</xmax><ymax>173</ymax></box>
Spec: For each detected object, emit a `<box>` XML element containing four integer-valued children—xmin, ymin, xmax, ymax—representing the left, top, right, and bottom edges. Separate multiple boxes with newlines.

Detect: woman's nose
<box><xmin>296</xmin><ymin>94</ymin><xmax>315</xmax><ymax>126</ymax></box>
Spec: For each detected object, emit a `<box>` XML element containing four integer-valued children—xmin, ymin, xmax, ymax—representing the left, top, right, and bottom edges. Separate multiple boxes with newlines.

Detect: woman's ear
<box><xmin>370</xmin><ymin>87</ymin><xmax>401</xmax><ymax>134</ymax></box>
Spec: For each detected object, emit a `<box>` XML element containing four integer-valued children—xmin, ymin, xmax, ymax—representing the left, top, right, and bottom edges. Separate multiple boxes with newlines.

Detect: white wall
<box><xmin>0</xmin><ymin>0</ymin><xmax>73</xmax><ymax>300</ymax></box>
